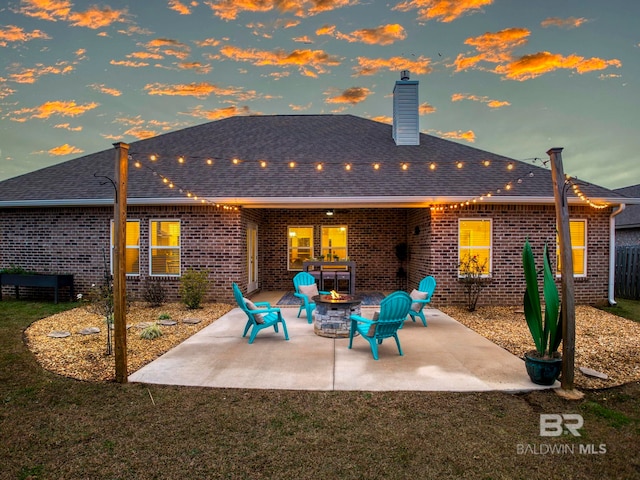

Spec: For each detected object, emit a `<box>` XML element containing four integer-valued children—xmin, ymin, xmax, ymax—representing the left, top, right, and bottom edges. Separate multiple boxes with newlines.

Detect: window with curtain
<box><xmin>288</xmin><ymin>226</ymin><xmax>313</xmax><ymax>270</ymax></box>
<box><xmin>110</xmin><ymin>220</ymin><xmax>140</xmax><ymax>275</ymax></box>
<box><xmin>150</xmin><ymin>220</ymin><xmax>180</xmax><ymax>276</ymax></box>
<box><xmin>557</xmin><ymin>219</ymin><xmax>587</xmax><ymax>277</ymax></box>
<box><xmin>458</xmin><ymin>219</ymin><xmax>492</xmax><ymax>276</ymax></box>
<box><xmin>321</xmin><ymin>226</ymin><xmax>348</xmax><ymax>262</ymax></box>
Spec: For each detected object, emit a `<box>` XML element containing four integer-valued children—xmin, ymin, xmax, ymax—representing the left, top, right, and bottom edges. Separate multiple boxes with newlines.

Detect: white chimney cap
<box><xmin>400</xmin><ymin>70</ymin><xmax>410</xmax><ymax>80</ymax></box>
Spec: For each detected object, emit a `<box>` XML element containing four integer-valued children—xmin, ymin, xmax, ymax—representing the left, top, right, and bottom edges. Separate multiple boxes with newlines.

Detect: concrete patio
<box><xmin>129</xmin><ymin>294</ymin><xmax>557</xmax><ymax>392</ymax></box>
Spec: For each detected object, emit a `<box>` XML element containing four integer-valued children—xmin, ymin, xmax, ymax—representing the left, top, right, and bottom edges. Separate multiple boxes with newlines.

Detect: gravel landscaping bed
<box><xmin>24</xmin><ymin>302</ymin><xmax>639</xmax><ymax>390</ymax></box>
<box><xmin>25</xmin><ymin>302</ymin><xmax>233</xmax><ymax>382</ymax></box>
<box><xmin>442</xmin><ymin>305</ymin><xmax>640</xmax><ymax>389</ymax></box>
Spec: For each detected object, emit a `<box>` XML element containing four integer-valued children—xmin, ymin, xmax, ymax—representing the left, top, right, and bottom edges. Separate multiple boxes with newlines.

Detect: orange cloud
<box><xmin>394</xmin><ymin>0</ymin><xmax>493</xmax><ymax>23</ymax></box>
<box><xmin>496</xmin><ymin>51</ymin><xmax>622</xmax><ymax>81</ymax></box>
<box><xmin>318</xmin><ymin>23</ymin><xmax>407</xmax><ymax>45</ymax></box>
<box><xmin>12</xmin><ymin>100</ymin><xmax>99</xmax><ymax>120</ymax></box>
<box><xmin>48</xmin><ymin>144</ymin><xmax>83</xmax><ymax>156</ymax></box>
<box><xmin>54</xmin><ymin>123</ymin><xmax>83</xmax><ymax>131</ymax></box>
<box><xmin>541</xmin><ymin>17</ymin><xmax>588</xmax><ymax>29</ymax></box>
<box><xmin>8</xmin><ymin>62</ymin><xmax>74</xmax><ymax>84</ymax></box>
<box><xmin>168</xmin><ymin>0</ymin><xmax>193</xmax><ymax>15</ymax></box>
<box><xmin>0</xmin><ymin>25</ymin><xmax>51</xmax><ymax>46</ymax></box>
<box><xmin>203</xmin><ymin>0</ymin><xmax>355</xmax><ymax>21</ymax></box>
<box><xmin>451</xmin><ymin>93</ymin><xmax>510</xmax><ymax>108</ymax></box>
<box><xmin>293</xmin><ymin>35</ymin><xmax>313</xmax><ymax>44</ymax></box>
<box><xmin>0</xmin><ymin>85</ymin><xmax>17</xmax><ymax>99</ymax></box>
<box><xmin>88</xmin><ymin>84</ymin><xmax>122</xmax><ymax>96</ymax></box>
<box><xmin>18</xmin><ymin>0</ymin><xmax>72</xmax><ymax>22</ymax></box>
<box><xmin>419</xmin><ymin>102</ymin><xmax>436</xmax><ymax>114</ymax></box>
<box><xmin>124</xmin><ymin>127</ymin><xmax>158</xmax><ymax>139</ymax></box>
<box><xmin>178</xmin><ymin>62</ymin><xmax>212</xmax><ymax>74</ymax></box>
<box><xmin>219</xmin><ymin>45</ymin><xmax>341</xmax><ymax>75</ymax></box>
<box><xmin>453</xmin><ymin>27</ymin><xmax>530</xmax><ymax>71</ymax></box>
<box><xmin>195</xmin><ymin>38</ymin><xmax>221</xmax><ymax>47</ymax></box>
<box><xmin>182</xmin><ymin>105</ymin><xmax>251</xmax><ymax>120</ymax></box>
<box><xmin>18</xmin><ymin>0</ymin><xmax>128</xmax><ymax>29</ymax></box>
<box><xmin>289</xmin><ymin>102</ymin><xmax>312</xmax><ymax>111</ymax></box>
<box><xmin>67</xmin><ymin>6</ymin><xmax>129</xmax><ymax>29</ymax></box>
<box><xmin>438</xmin><ymin>130</ymin><xmax>476</xmax><ymax>142</ymax></box>
<box><xmin>144</xmin><ymin>82</ymin><xmax>251</xmax><ymax>99</ymax></box>
<box><xmin>325</xmin><ymin>86</ymin><xmax>371</xmax><ymax>104</ymax></box>
<box><xmin>353</xmin><ymin>55</ymin><xmax>432</xmax><ymax>76</ymax></box>
<box><xmin>145</xmin><ymin>38</ymin><xmax>191</xmax><ymax>59</ymax></box>
<box><xmin>110</xmin><ymin>59</ymin><xmax>149</xmax><ymax>67</ymax></box>
<box><xmin>371</xmin><ymin>115</ymin><xmax>392</xmax><ymax>124</ymax></box>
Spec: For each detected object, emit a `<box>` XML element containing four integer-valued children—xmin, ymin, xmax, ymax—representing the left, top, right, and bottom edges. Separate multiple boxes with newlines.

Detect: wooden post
<box><xmin>547</xmin><ymin>147</ymin><xmax>576</xmax><ymax>390</ymax></box>
<box><xmin>113</xmin><ymin>142</ymin><xmax>129</xmax><ymax>383</ymax></box>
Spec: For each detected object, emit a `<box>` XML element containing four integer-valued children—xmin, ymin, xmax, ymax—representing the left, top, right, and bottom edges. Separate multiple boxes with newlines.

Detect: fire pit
<box><xmin>312</xmin><ymin>291</ymin><xmax>362</xmax><ymax>338</ymax></box>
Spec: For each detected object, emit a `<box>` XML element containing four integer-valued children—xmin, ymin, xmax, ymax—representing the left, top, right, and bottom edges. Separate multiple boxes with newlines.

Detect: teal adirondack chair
<box><xmin>348</xmin><ymin>290</ymin><xmax>412</xmax><ymax>360</ymax></box>
<box><xmin>292</xmin><ymin>272</ymin><xmax>329</xmax><ymax>323</ymax></box>
<box><xmin>408</xmin><ymin>276</ymin><xmax>436</xmax><ymax>327</ymax></box>
<box><xmin>232</xmin><ymin>283</ymin><xmax>289</xmax><ymax>344</ymax></box>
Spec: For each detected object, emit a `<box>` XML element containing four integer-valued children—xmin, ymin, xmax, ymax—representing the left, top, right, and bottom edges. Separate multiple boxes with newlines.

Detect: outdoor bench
<box><xmin>0</xmin><ymin>273</ymin><xmax>75</xmax><ymax>304</ymax></box>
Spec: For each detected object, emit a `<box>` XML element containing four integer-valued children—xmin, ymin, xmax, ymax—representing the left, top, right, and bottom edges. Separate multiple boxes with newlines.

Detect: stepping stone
<box><xmin>157</xmin><ymin>319</ymin><xmax>177</xmax><ymax>326</ymax></box>
<box><xmin>182</xmin><ymin>318</ymin><xmax>202</xmax><ymax>325</ymax></box>
<box><xmin>135</xmin><ymin>322</ymin><xmax>155</xmax><ymax>329</ymax></box>
<box><xmin>78</xmin><ymin>327</ymin><xmax>100</xmax><ymax>335</ymax></box>
<box><xmin>579</xmin><ymin>367</ymin><xmax>608</xmax><ymax>380</ymax></box>
<box><xmin>48</xmin><ymin>331</ymin><xmax>71</xmax><ymax>338</ymax></box>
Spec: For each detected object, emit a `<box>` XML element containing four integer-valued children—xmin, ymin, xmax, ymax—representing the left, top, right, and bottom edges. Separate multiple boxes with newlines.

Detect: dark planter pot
<box><xmin>524</xmin><ymin>351</ymin><xmax>562</xmax><ymax>386</ymax></box>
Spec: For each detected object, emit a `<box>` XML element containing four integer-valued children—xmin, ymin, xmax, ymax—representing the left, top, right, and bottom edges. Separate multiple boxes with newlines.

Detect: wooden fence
<box><xmin>615</xmin><ymin>246</ymin><xmax>640</xmax><ymax>300</ymax></box>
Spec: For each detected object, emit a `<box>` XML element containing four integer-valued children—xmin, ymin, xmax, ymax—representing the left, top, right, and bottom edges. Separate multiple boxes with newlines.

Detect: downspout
<box><xmin>608</xmin><ymin>203</ymin><xmax>626</xmax><ymax>306</ymax></box>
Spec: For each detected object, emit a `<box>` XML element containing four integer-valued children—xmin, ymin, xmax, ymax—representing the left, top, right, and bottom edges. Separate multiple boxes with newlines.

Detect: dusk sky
<box><xmin>1</xmin><ymin>0</ymin><xmax>638</xmax><ymax>189</ymax></box>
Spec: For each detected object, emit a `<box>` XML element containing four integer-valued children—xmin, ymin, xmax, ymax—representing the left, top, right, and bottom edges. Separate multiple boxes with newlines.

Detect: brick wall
<box><xmin>1</xmin><ymin>203</ymin><xmax>613</xmax><ymax>306</ymax></box>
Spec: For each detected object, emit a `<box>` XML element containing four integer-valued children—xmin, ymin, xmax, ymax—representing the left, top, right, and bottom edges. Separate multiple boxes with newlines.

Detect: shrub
<box><xmin>179</xmin><ymin>269</ymin><xmax>209</xmax><ymax>309</ymax></box>
<box><xmin>458</xmin><ymin>254</ymin><xmax>491</xmax><ymax>312</ymax></box>
<box><xmin>140</xmin><ymin>324</ymin><xmax>163</xmax><ymax>340</ymax></box>
<box><xmin>143</xmin><ymin>279</ymin><xmax>166</xmax><ymax>308</ymax></box>
<box><xmin>158</xmin><ymin>313</ymin><xmax>171</xmax><ymax>320</ymax></box>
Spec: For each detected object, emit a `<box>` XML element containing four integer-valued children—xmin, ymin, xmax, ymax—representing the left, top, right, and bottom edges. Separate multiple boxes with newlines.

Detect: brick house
<box><xmin>0</xmin><ymin>75</ymin><xmax>634</xmax><ymax>306</ymax></box>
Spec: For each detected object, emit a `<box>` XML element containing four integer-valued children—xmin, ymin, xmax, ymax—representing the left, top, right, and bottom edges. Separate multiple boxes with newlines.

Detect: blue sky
<box><xmin>1</xmin><ymin>0</ymin><xmax>638</xmax><ymax>189</ymax></box>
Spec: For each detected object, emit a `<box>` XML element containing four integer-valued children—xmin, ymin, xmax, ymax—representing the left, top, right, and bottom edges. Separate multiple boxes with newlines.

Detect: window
<box><xmin>557</xmin><ymin>219</ymin><xmax>587</xmax><ymax>277</ymax></box>
<box><xmin>110</xmin><ymin>220</ymin><xmax>140</xmax><ymax>275</ymax></box>
<box><xmin>288</xmin><ymin>226</ymin><xmax>313</xmax><ymax>270</ymax></box>
<box><xmin>321</xmin><ymin>226</ymin><xmax>348</xmax><ymax>261</ymax></box>
<box><xmin>150</xmin><ymin>220</ymin><xmax>180</xmax><ymax>276</ymax></box>
<box><xmin>458</xmin><ymin>219</ymin><xmax>492</xmax><ymax>276</ymax></box>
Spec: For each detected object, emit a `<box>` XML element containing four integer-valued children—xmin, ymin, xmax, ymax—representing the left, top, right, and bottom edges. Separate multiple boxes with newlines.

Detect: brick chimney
<box><xmin>392</xmin><ymin>70</ymin><xmax>419</xmax><ymax>146</ymax></box>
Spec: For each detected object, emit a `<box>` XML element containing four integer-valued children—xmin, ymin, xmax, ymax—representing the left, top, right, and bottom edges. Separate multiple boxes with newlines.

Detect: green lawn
<box><xmin>1</xmin><ymin>299</ymin><xmax>638</xmax><ymax>479</ymax></box>
<box><xmin>599</xmin><ymin>298</ymin><xmax>640</xmax><ymax>323</ymax></box>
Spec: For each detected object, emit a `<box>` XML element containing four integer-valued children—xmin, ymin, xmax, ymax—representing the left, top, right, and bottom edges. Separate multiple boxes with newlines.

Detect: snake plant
<box><xmin>522</xmin><ymin>239</ymin><xmax>562</xmax><ymax>358</ymax></box>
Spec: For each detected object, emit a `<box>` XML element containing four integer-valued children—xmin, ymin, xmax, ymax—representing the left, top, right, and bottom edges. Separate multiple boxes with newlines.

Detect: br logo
<box><xmin>540</xmin><ymin>414</ymin><xmax>584</xmax><ymax>437</ymax></box>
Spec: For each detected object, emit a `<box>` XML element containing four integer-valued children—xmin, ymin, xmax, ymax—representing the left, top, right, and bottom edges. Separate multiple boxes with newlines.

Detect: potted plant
<box><xmin>522</xmin><ymin>239</ymin><xmax>562</xmax><ymax>385</ymax></box>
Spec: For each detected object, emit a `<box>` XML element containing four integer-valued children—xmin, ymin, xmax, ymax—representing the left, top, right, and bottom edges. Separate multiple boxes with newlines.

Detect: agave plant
<box><xmin>522</xmin><ymin>239</ymin><xmax>562</xmax><ymax>358</ymax></box>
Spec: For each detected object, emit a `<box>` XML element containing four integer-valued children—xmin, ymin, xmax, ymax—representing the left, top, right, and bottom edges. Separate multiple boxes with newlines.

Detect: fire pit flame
<box><xmin>330</xmin><ymin>290</ymin><xmax>344</xmax><ymax>300</ymax></box>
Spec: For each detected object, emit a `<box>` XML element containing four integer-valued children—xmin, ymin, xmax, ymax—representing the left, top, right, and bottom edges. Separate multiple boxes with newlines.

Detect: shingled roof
<box><xmin>0</xmin><ymin>114</ymin><xmax>625</xmax><ymax>208</ymax></box>
<box><xmin>615</xmin><ymin>184</ymin><xmax>640</xmax><ymax>228</ymax></box>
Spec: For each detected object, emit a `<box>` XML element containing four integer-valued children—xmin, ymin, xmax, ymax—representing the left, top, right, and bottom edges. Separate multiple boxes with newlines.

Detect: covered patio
<box><xmin>129</xmin><ymin>293</ymin><xmax>555</xmax><ymax>392</ymax></box>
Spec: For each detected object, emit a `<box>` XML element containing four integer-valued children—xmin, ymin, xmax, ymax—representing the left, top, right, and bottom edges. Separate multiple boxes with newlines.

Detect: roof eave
<box><xmin>0</xmin><ymin>195</ymin><xmax>629</xmax><ymax>209</ymax></box>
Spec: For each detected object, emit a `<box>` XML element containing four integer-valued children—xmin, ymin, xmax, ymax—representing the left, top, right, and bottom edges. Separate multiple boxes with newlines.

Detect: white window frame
<box><xmin>287</xmin><ymin>226</ymin><xmax>314</xmax><ymax>271</ymax></box>
<box><xmin>458</xmin><ymin>218</ymin><xmax>492</xmax><ymax>278</ymax></box>
<box><xmin>110</xmin><ymin>219</ymin><xmax>140</xmax><ymax>277</ymax></box>
<box><xmin>149</xmin><ymin>219</ymin><xmax>181</xmax><ymax>277</ymax></box>
<box><xmin>557</xmin><ymin>219</ymin><xmax>587</xmax><ymax>278</ymax></box>
<box><xmin>320</xmin><ymin>225</ymin><xmax>348</xmax><ymax>262</ymax></box>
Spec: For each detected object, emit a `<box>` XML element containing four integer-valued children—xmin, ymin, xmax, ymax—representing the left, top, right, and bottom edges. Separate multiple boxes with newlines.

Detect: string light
<box><xmin>131</xmin><ymin>151</ymin><xmax>608</xmax><ymax>212</ymax></box>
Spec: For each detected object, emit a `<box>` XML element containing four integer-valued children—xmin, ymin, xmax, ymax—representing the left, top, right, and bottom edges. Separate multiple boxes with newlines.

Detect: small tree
<box><xmin>458</xmin><ymin>254</ymin><xmax>491</xmax><ymax>312</ymax></box>
<box><xmin>179</xmin><ymin>268</ymin><xmax>209</xmax><ymax>309</ymax></box>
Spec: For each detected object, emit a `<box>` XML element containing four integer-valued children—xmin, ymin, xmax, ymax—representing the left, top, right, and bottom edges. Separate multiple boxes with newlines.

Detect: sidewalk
<box><xmin>129</xmin><ymin>306</ymin><xmax>556</xmax><ymax>392</ymax></box>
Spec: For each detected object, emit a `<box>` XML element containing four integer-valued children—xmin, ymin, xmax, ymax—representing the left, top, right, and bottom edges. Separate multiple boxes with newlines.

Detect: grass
<box><xmin>1</xmin><ymin>299</ymin><xmax>639</xmax><ymax>479</ymax></box>
<box><xmin>599</xmin><ymin>298</ymin><xmax>640</xmax><ymax>323</ymax></box>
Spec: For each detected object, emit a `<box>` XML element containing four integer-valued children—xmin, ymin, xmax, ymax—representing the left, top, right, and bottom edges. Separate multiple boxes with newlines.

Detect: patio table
<box><xmin>302</xmin><ymin>260</ymin><xmax>355</xmax><ymax>295</ymax></box>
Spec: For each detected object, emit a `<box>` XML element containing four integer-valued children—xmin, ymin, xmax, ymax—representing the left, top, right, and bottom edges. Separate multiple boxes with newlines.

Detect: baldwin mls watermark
<box><xmin>516</xmin><ymin>414</ymin><xmax>607</xmax><ymax>455</ymax></box>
